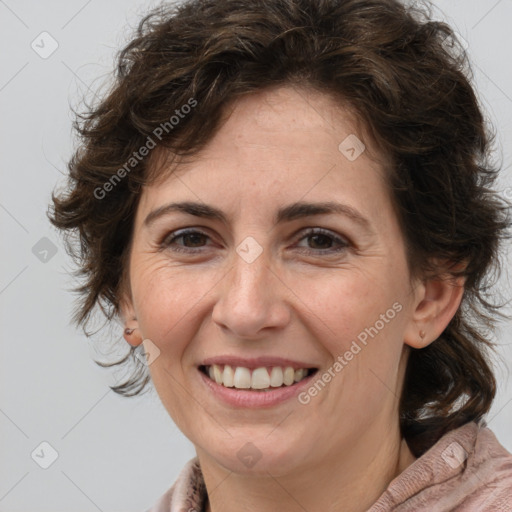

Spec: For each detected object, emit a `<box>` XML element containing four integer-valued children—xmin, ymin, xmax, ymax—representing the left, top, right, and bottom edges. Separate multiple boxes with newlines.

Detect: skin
<box><xmin>121</xmin><ymin>85</ymin><xmax>464</xmax><ymax>512</ymax></box>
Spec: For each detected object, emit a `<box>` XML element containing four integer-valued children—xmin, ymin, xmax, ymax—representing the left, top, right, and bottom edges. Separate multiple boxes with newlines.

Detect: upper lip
<box><xmin>200</xmin><ymin>355</ymin><xmax>318</xmax><ymax>370</ymax></box>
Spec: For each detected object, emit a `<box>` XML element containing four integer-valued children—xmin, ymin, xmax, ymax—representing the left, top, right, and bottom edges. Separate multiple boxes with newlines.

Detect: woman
<box><xmin>49</xmin><ymin>0</ymin><xmax>512</xmax><ymax>510</ymax></box>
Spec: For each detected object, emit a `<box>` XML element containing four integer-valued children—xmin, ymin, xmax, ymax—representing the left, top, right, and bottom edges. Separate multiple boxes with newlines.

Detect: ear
<box><xmin>119</xmin><ymin>293</ymin><xmax>143</xmax><ymax>348</ymax></box>
<box><xmin>404</xmin><ymin>273</ymin><xmax>465</xmax><ymax>349</ymax></box>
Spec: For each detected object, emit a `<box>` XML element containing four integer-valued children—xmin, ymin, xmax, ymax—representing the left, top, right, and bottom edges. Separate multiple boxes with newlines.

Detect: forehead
<box><xmin>138</xmin><ymin>86</ymin><xmax>391</xmax><ymax>220</ymax></box>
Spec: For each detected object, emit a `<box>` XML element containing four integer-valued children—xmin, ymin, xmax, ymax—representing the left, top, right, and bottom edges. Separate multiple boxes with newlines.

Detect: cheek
<box><xmin>299</xmin><ymin>267</ymin><xmax>409</xmax><ymax>386</ymax></box>
<box><xmin>130</xmin><ymin>259</ymin><xmax>212</xmax><ymax>355</ymax></box>
<box><xmin>290</xmin><ymin>268</ymin><xmax>392</xmax><ymax>344</ymax></box>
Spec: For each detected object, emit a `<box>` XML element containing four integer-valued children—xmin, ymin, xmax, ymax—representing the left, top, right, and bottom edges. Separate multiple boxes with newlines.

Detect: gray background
<box><xmin>1</xmin><ymin>1</ymin><xmax>511</xmax><ymax>511</ymax></box>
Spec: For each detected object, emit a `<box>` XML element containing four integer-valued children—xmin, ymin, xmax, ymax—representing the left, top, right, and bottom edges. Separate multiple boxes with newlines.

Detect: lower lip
<box><xmin>198</xmin><ymin>368</ymin><xmax>318</xmax><ymax>408</ymax></box>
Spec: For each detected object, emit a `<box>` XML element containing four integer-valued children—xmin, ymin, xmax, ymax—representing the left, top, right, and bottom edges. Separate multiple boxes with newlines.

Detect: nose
<box><xmin>211</xmin><ymin>243</ymin><xmax>291</xmax><ymax>340</ymax></box>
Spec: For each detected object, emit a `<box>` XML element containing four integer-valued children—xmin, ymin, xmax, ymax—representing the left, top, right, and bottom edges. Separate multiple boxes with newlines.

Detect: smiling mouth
<box><xmin>199</xmin><ymin>364</ymin><xmax>318</xmax><ymax>391</ymax></box>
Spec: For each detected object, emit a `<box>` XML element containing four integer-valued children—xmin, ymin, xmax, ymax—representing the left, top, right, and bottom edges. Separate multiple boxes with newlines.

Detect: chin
<box><xmin>203</xmin><ymin>435</ymin><xmax>308</xmax><ymax>477</ymax></box>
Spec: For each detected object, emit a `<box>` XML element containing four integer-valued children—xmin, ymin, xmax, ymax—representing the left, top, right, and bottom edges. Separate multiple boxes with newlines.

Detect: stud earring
<box><xmin>124</xmin><ymin>327</ymin><xmax>137</xmax><ymax>336</ymax></box>
<box><xmin>419</xmin><ymin>330</ymin><xmax>426</xmax><ymax>340</ymax></box>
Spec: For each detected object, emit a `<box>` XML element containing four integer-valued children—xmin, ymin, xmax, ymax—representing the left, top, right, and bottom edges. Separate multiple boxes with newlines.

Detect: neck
<box><xmin>199</xmin><ymin>421</ymin><xmax>416</xmax><ymax>512</ymax></box>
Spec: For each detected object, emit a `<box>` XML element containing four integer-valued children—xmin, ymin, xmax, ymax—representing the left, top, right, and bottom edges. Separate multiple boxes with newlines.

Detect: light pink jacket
<box><xmin>146</xmin><ymin>421</ymin><xmax>512</xmax><ymax>511</ymax></box>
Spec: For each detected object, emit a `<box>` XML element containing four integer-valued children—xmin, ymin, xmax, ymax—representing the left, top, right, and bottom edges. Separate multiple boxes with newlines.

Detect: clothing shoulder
<box><xmin>462</xmin><ymin>424</ymin><xmax>512</xmax><ymax>509</ymax></box>
<box><xmin>145</xmin><ymin>457</ymin><xmax>206</xmax><ymax>512</ymax></box>
<box><xmin>370</xmin><ymin>421</ymin><xmax>512</xmax><ymax>511</ymax></box>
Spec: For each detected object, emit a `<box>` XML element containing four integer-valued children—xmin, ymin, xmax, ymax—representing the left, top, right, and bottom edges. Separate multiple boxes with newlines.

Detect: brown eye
<box><xmin>307</xmin><ymin>233</ymin><xmax>335</xmax><ymax>250</ymax></box>
<box><xmin>295</xmin><ymin>228</ymin><xmax>349</xmax><ymax>254</ymax></box>
<box><xmin>161</xmin><ymin>229</ymin><xmax>211</xmax><ymax>253</ymax></box>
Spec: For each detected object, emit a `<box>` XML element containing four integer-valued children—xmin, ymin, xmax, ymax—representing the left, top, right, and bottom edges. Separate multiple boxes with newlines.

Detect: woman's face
<box><xmin>123</xmin><ymin>86</ymin><xmax>425</xmax><ymax>475</ymax></box>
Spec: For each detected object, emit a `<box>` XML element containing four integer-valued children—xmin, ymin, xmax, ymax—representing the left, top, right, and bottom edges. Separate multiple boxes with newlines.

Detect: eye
<box><xmin>160</xmin><ymin>229</ymin><xmax>212</xmax><ymax>253</ymax></box>
<box><xmin>294</xmin><ymin>228</ymin><xmax>349</xmax><ymax>254</ymax></box>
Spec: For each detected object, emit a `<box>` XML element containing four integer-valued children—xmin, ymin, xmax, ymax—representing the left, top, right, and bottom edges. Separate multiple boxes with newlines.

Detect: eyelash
<box><xmin>159</xmin><ymin>228</ymin><xmax>349</xmax><ymax>255</ymax></box>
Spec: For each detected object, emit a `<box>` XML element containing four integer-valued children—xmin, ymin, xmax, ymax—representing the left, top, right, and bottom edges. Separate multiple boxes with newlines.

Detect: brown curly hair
<box><xmin>48</xmin><ymin>0</ymin><xmax>511</xmax><ymax>457</ymax></box>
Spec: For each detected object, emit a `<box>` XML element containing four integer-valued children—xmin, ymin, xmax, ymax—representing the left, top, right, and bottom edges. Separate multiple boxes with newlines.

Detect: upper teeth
<box><xmin>206</xmin><ymin>364</ymin><xmax>310</xmax><ymax>390</ymax></box>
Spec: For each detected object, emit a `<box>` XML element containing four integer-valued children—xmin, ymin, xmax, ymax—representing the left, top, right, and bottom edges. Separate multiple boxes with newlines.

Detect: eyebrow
<box><xmin>143</xmin><ymin>200</ymin><xmax>372</xmax><ymax>231</ymax></box>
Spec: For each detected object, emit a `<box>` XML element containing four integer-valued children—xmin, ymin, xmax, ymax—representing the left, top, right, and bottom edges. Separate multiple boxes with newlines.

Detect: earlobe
<box><xmin>120</xmin><ymin>296</ymin><xmax>143</xmax><ymax>347</ymax></box>
<box><xmin>123</xmin><ymin>325</ymin><xmax>143</xmax><ymax>347</ymax></box>
<box><xmin>404</xmin><ymin>275</ymin><xmax>465</xmax><ymax>349</ymax></box>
